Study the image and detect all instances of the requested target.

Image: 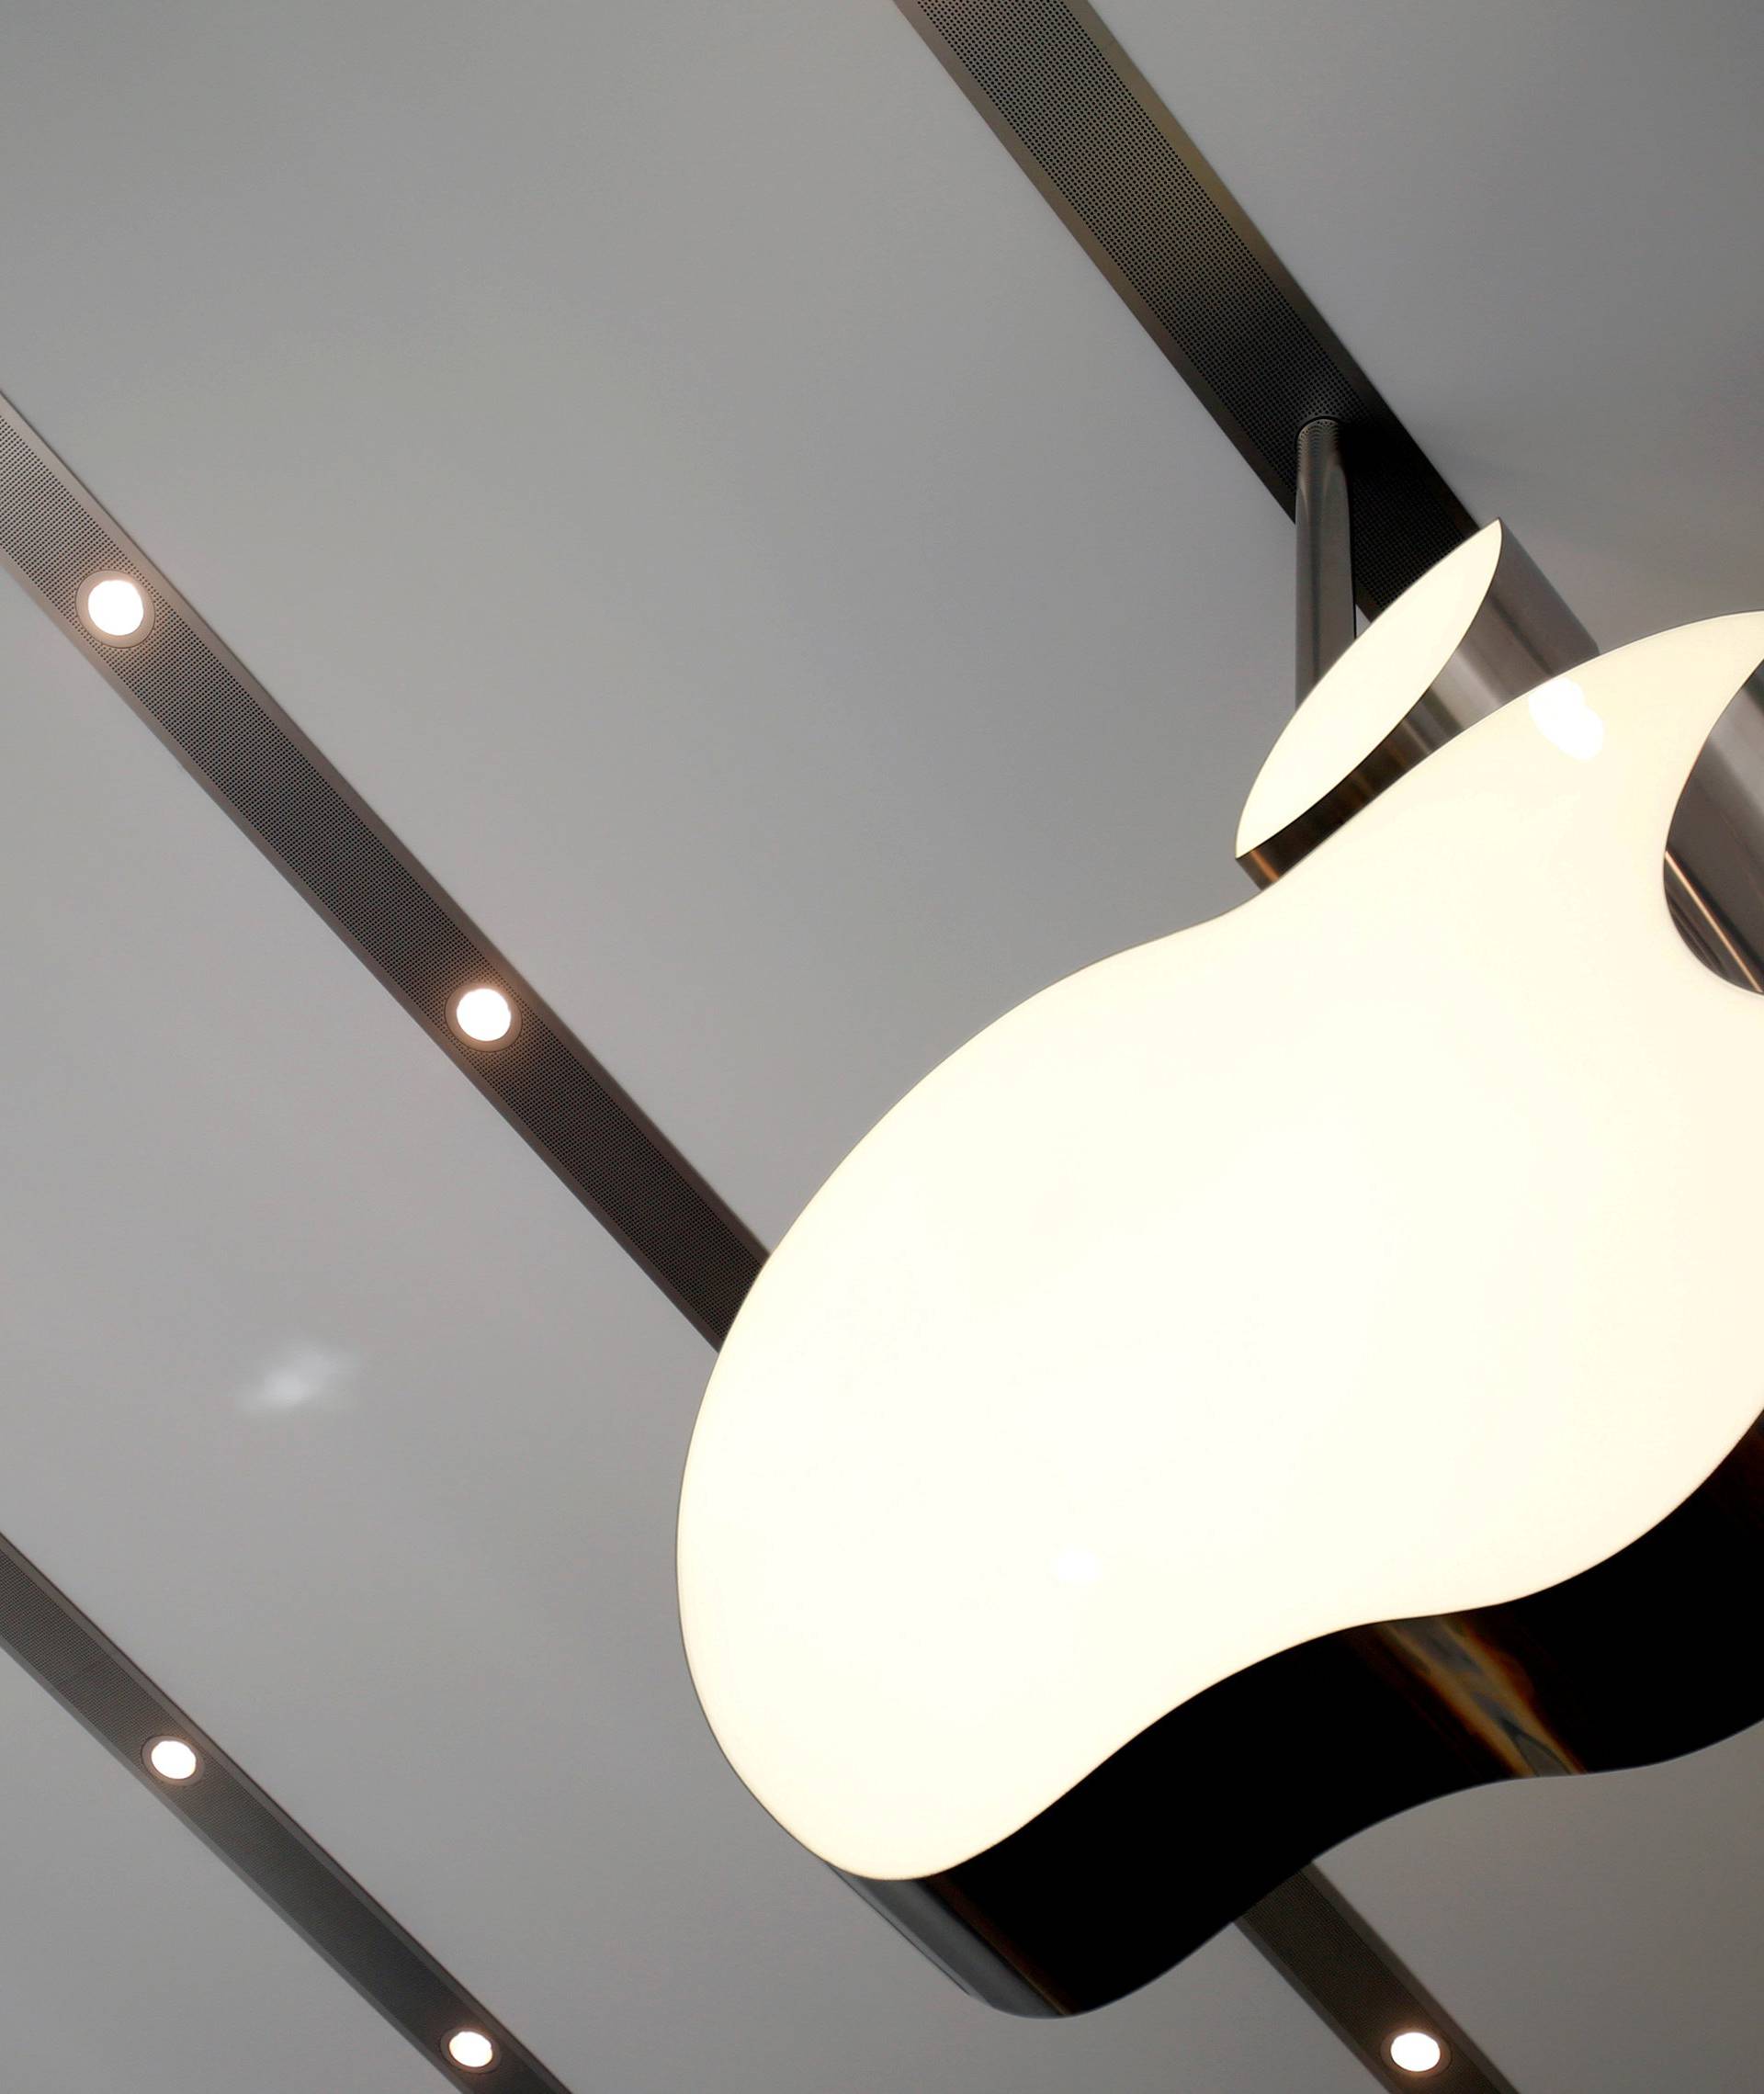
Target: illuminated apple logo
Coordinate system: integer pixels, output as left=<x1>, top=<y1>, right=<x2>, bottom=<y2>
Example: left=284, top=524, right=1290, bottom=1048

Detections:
left=678, top=527, right=1764, bottom=2010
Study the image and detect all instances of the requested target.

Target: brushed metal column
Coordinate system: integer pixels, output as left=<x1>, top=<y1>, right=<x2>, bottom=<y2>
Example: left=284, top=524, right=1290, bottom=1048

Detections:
left=1296, top=420, right=1354, bottom=703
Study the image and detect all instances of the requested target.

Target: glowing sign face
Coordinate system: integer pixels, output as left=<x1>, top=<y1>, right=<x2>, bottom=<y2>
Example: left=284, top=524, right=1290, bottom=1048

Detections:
left=678, top=539, right=1764, bottom=1914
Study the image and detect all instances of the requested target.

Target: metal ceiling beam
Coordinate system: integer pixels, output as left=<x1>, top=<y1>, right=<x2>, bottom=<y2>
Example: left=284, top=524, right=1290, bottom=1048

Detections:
left=888, top=0, right=1764, bottom=1002
left=0, top=388, right=769, bottom=2089
left=0, top=392, right=764, bottom=1353
left=0, top=363, right=1488, bottom=2080
left=0, top=1528, right=575, bottom=2093
left=0, top=368, right=1479, bottom=2084
left=891, top=0, right=1494, bottom=612
left=1242, top=1872, right=1520, bottom=2093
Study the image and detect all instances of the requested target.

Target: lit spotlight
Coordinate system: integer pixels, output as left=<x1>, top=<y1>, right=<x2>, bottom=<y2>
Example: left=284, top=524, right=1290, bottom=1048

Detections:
left=447, top=2030, right=496, bottom=2071
left=451, top=986, right=515, bottom=1047
left=1388, top=2030, right=1444, bottom=2075
left=79, top=572, right=150, bottom=642
left=145, top=1737, right=200, bottom=1783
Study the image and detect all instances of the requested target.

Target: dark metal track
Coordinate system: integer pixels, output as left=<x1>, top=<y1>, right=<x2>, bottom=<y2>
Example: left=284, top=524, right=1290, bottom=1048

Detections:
left=894, top=0, right=1472, bottom=611
left=1244, top=1871, right=1521, bottom=2092
left=887, top=0, right=1764, bottom=1006
left=0, top=1529, right=573, bottom=2093
left=0, top=393, right=764, bottom=1350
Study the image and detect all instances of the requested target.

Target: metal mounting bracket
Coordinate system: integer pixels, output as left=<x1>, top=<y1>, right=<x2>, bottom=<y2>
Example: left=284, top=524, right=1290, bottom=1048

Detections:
left=1296, top=418, right=1353, bottom=704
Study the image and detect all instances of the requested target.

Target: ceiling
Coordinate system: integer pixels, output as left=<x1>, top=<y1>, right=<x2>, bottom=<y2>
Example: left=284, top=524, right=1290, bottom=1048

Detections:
left=1, top=0, right=1761, bottom=2089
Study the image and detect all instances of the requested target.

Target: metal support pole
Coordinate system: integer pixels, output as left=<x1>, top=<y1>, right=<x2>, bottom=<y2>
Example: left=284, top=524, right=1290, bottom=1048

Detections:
left=1295, top=419, right=1354, bottom=703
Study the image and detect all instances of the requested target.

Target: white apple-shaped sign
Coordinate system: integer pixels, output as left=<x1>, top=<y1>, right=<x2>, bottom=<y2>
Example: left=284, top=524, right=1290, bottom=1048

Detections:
left=678, top=534, right=1764, bottom=1892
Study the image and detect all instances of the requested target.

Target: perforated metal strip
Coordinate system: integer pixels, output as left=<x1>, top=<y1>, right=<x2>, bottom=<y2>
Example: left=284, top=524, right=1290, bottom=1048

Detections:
left=1243, top=1870, right=1521, bottom=2092
left=895, top=0, right=1475, bottom=612
left=0, top=1530, right=574, bottom=2093
left=0, top=394, right=764, bottom=1348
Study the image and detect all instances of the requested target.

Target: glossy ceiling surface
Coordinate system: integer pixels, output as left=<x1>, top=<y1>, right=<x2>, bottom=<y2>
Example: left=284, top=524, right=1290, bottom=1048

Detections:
left=0, top=1, right=1760, bottom=2089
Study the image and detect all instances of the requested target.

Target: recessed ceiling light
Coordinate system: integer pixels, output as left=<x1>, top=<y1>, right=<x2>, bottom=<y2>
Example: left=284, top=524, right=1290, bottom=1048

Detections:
left=78, top=572, right=151, bottom=643
left=1388, top=2030, right=1445, bottom=2075
left=446, top=2029, right=496, bottom=2072
left=450, top=986, right=516, bottom=1047
left=145, top=1737, right=200, bottom=1783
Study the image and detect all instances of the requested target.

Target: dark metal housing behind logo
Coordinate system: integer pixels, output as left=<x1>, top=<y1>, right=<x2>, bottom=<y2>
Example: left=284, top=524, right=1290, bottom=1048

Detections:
left=846, top=1418, right=1764, bottom=2053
